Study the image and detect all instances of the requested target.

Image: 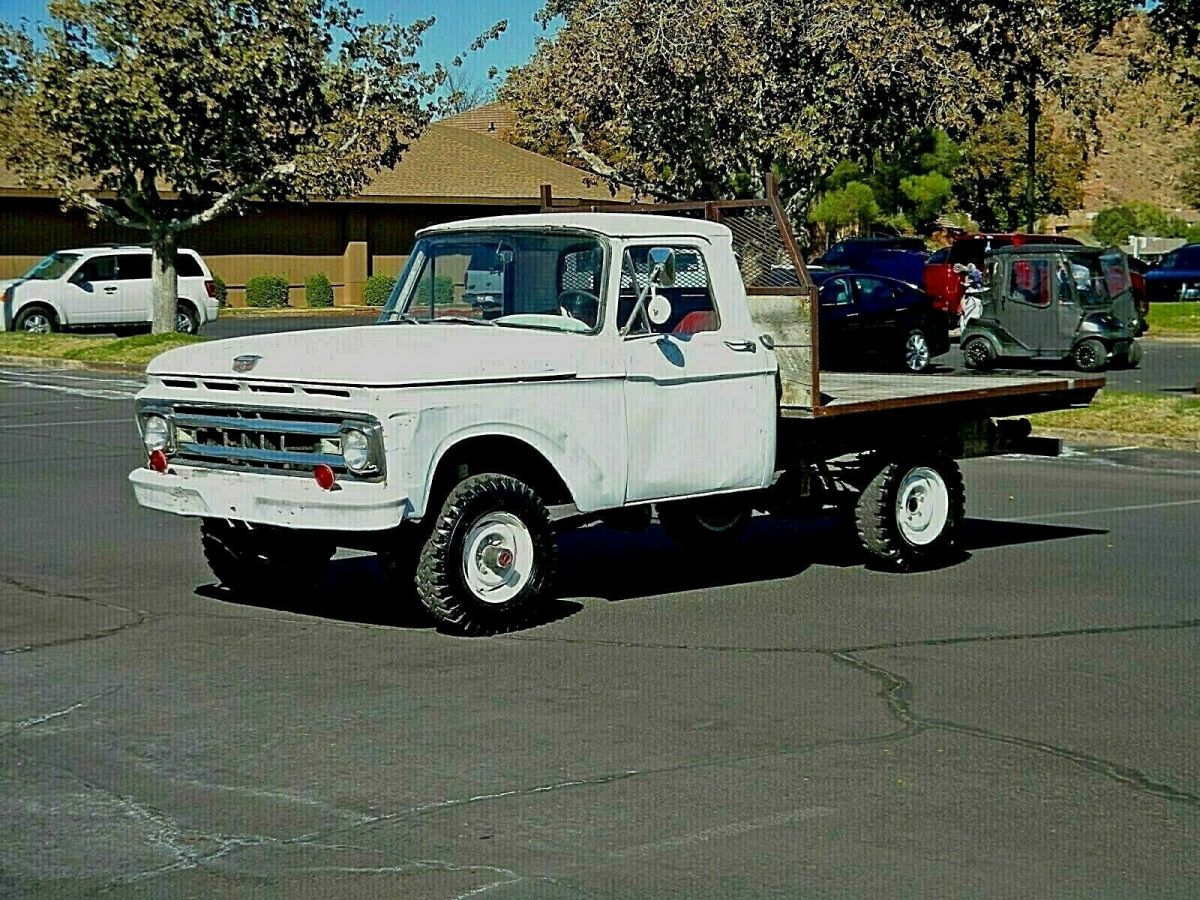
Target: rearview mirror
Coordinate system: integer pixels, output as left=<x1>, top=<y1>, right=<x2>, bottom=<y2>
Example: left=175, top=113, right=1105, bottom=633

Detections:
left=647, top=293, right=672, bottom=326
left=648, top=247, right=676, bottom=288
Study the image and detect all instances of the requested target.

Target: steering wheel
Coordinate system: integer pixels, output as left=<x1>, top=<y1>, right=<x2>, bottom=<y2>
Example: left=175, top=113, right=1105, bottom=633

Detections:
left=557, top=289, right=600, bottom=324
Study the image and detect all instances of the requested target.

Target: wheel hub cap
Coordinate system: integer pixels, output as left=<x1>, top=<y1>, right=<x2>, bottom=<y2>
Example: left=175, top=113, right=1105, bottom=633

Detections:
left=23, top=314, right=50, bottom=333
left=462, top=512, right=533, bottom=604
left=906, top=334, right=930, bottom=370
left=896, top=467, right=949, bottom=547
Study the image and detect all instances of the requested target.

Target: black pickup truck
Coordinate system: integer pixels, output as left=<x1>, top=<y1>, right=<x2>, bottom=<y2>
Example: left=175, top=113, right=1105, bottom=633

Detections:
left=812, top=272, right=951, bottom=374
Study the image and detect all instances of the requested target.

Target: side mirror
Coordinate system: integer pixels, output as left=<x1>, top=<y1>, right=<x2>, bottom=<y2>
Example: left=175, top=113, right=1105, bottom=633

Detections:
left=647, top=293, right=672, bottom=326
left=648, top=247, right=676, bottom=288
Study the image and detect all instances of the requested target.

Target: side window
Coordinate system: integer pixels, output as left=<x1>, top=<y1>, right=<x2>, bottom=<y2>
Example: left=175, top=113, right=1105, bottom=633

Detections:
left=619, top=245, right=718, bottom=336
left=852, top=277, right=896, bottom=308
left=118, top=254, right=152, bottom=281
left=74, top=255, right=118, bottom=283
left=174, top=253, right=204, bottom=277
left=557, top=245, right=604, bottom=327
left=820, top=277, right=853, bottom=307
left=1180, top=248, right=1200, bottom=269
left=1010, top=259, right=1052, bottom=308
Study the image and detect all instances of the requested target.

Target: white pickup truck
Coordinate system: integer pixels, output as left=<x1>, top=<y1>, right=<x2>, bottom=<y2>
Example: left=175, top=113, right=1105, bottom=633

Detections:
left=130, top=202, right=1102, bottom=633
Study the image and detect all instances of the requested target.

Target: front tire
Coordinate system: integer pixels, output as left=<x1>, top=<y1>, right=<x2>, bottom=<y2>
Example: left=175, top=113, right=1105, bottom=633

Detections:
left=962, top=336, right=995, bottom=371
left=1072, top=338, right=1107, bottom=372
left=656, top=496, right=752, bottom=549
left=415, top=474, right=556, bottom=635
left=902, top=327, right=933, bottom=373
left=14, top=305, right=57, bottom=334
left=854, top=457, right=964, bottom=571
left=200, top=519, right=335, bottom=596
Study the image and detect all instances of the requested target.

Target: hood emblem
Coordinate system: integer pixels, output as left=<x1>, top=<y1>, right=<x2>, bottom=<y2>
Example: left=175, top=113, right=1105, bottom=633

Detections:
left=232, top=354, right=262, bottom=373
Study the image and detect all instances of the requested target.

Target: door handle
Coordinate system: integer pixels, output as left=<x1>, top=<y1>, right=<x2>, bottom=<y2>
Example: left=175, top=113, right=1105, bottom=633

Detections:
left=104, top=286, right=118, bottom=294
left=724, top=339, right=757, bottom=353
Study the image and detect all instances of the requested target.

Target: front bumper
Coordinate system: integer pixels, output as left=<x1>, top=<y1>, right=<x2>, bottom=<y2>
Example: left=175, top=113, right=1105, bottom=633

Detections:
left=129, top=464, right=409, bottom=531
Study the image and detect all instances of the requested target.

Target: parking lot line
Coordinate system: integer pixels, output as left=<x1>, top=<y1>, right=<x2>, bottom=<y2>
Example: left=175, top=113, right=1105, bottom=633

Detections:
left=0, top=417, right=130, bottom=430
left=999, top=497, right=1200, bottom=522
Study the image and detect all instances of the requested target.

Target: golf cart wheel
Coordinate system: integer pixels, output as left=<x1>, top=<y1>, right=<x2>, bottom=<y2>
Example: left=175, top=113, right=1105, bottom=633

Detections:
left=855, top=457, right=964, bottom=571
left=14, top=305, right=57, bottom=334
left=962, top=337, right=995, bottom=371
left=415, top=473, right=556, bottom=635
left=200, top=519, right=335, bottom=596
left=657, top=495, right=752, bottom=549
left=1072, top=338, right=1108, bottom=373
left=1113, top=342, right=1143, bottom=370
left=901, top=328, right=934, bottom=373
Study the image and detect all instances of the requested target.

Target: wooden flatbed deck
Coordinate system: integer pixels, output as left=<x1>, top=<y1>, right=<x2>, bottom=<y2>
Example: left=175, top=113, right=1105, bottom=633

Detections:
left=781, top=373, right=1106, bottom=419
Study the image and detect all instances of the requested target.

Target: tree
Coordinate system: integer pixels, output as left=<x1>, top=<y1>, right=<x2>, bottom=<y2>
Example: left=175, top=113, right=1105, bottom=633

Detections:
left=0, top=0, right=503, bottom=333
left=956, top=109, right=1085, bottom=231
left=442, top=68, right=501, bottom=117
left=809, top=182, right=881, bottom=236
left=1091, top=205, right=1140, bottom=245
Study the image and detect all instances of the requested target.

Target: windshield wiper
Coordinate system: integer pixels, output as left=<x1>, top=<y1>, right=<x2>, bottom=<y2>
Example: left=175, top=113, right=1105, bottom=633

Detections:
left=433, top=316, right=498, bottom=327
left=380, top=314, right=423, bottom=325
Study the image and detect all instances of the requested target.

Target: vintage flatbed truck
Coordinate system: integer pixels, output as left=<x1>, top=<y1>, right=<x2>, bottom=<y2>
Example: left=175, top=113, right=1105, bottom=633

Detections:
left=129, top=183, right=1101, bottom=633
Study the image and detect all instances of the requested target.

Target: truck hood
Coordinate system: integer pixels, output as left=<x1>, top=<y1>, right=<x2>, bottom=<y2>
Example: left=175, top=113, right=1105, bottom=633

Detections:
left=147, top=323, right=588, bottom=386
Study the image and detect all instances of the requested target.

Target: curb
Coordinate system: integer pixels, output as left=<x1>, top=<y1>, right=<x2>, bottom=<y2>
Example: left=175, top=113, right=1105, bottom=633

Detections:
left=0, top=354, right=145, bottom=375
left=1033, top=427, right=1200, bottom=453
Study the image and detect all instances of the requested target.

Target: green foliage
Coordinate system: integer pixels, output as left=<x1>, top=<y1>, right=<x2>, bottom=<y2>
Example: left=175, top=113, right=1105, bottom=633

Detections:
left=900, top=172, right=954, bottom=231
left=0, top=0, right=504, bottom=331
left=809, top=182, right=880, bottom=231
left=363, top=274, right=396, bottom=307
left=304, top=273, right=334, bottom=309
left=246, top=275, right=290, bottom=309
left=955, top=109, right=1086, bottom=231
left=1181, top=134, right=1200, bottom=209
left=212, top=274, right=227, bottom=308
left=1091, top=201, right=1195, bottom=244
left=434, top=275, right=455, bottom=306
left=1092, top=205, right=1139, bottom=245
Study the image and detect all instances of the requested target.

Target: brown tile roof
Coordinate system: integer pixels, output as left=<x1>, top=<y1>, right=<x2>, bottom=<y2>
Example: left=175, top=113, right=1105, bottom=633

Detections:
left=0, top=122, right=625, bottom=205
left=438, top=102, right=516, bottom=140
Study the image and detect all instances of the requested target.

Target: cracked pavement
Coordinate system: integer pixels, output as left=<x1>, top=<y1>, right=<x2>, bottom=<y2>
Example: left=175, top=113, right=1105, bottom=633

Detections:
left=1, top=367, right=1199, bottom=897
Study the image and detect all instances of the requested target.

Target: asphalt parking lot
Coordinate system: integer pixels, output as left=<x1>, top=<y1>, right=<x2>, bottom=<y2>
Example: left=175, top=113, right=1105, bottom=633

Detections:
left=1, top=365, right=1198, bottom=898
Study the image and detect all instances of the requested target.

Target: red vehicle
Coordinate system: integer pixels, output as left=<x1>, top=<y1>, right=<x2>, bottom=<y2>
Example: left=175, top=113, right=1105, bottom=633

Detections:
left=925, top=233, right=1082, bottom=319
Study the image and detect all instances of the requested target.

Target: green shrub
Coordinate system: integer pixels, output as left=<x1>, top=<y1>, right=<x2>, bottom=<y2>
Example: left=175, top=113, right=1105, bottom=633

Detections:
left=246, top=275, right=290, bottom=308
left=305, top=273, right=334, bottom=308
left=213, top=274, right=228, bottom=307
left=433, top=275, right=455, bottom=306
left=363, top=274, right=396, bottom=306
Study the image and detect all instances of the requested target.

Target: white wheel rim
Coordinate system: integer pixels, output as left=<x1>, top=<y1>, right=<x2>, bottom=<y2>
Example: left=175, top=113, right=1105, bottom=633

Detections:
left=461, top=511, right=534, bottom=605
left=906, top=333, right=930, bottom=371
left=23, top=313, right=50, bottom=333
left=176, top=312, right=194, bottom=333
left=895, top=467, right=949, bottom=547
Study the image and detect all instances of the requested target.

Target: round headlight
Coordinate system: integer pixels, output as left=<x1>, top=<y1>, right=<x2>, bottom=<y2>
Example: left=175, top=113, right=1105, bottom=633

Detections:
left=342, top=428, right=372, bottom=473
left=143, top=415, right=171, bottom=453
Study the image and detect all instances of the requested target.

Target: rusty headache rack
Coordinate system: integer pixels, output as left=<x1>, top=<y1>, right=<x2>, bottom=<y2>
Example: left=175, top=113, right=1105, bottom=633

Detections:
left=539, top=174, right=824, bottom=411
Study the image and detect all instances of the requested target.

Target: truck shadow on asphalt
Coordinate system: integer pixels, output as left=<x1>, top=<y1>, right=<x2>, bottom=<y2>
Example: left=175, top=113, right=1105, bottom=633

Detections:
left=194, top=517, right=1103, bottom=630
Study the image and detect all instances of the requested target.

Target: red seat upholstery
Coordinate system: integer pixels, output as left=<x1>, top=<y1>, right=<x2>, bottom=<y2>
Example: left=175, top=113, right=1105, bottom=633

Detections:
left=673, top=311, right=718, bottom=335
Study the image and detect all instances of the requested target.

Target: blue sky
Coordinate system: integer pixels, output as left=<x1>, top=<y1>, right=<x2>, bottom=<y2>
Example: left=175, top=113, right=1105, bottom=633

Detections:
left=0, top=0, right=557, bottom=85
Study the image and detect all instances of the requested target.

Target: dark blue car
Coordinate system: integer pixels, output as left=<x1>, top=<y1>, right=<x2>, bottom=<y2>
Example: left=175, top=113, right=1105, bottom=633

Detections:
left=813, top=271, right=951, bottom=373
left=811, top=237, right=928, bottom=286
left=1143, top=243, right=1200, bottom=303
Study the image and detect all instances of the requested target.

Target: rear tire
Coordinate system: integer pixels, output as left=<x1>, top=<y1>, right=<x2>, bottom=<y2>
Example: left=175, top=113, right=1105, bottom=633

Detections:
left=1072, top=338, right=1107, bottom=373
left=962, top=336, right=995, bottom=371
left=14, top=305, right=57, bottom=334
left=415, top=474, right=556, bottom=635
left=175, top=302, right=200, bottom=334
left=200, top=519, right=334, bottom=596
left=855, top=457, right=964, bottom=571
left=657, top=496, right=752, bottom=549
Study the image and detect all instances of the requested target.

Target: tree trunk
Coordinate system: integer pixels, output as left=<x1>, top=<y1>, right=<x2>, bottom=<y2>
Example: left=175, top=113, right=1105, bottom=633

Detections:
left=150, top=232, right=179, bottom=335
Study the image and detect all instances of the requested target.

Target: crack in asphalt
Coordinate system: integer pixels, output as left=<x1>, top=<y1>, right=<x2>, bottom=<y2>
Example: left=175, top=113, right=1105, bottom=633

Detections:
left=0, top=577, right=150, bottom=655
left=0, top=686, right=122, bottom=742
left=830, top=651, right=1200, bottom=809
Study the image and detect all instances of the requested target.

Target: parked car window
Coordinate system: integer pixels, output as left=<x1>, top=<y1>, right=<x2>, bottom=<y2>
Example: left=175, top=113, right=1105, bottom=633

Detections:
left=620, top=245, right=718, bottom=335
left=1177, top=247, right=1200, bottom=268
left=853, top=276, right=899, bottom=308
left=21, top=252, right=81, bottom=281
left=175, top=253, right=204, bottom=277
left=948, top=241, right=989, bottom=267
left=73, top=255, right=118, bottom=283
left=820, top=277, right=853, bottom=307
left=118, top=254, right=152, bottom=280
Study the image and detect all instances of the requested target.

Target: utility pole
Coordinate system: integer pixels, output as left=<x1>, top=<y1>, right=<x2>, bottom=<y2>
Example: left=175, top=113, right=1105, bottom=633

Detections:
left=1026, top=77, right=1038, bottom=233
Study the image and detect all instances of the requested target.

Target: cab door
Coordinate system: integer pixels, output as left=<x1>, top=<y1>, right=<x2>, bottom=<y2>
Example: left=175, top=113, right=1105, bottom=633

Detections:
left=63, top=255, right=121, bottom=325
left=620, top=243, right=776, bottom=504
left=999, top=256, right=1058, bottom=354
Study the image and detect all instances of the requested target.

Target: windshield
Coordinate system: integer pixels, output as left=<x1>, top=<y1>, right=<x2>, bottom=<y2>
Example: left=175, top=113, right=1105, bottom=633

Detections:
left=1058, top=251, right=1131, bottom=307
left=20, top=252, right=81, bottom=281
left=379, top=230, right=606, bottom=334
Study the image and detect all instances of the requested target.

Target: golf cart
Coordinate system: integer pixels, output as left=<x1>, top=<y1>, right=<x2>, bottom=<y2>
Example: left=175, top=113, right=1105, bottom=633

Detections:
left=961, top=245, right=1143, bottom=373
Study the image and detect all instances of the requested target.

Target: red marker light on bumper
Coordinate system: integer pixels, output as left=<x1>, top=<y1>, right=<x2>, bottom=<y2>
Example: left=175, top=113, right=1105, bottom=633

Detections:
left=313, top=464, right=336, bottom=490
left=148, top=449, right=169, bottom=473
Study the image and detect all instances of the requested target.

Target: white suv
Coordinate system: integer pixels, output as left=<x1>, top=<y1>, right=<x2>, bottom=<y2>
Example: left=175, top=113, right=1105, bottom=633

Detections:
left=0, top=245, right=220, bottom=335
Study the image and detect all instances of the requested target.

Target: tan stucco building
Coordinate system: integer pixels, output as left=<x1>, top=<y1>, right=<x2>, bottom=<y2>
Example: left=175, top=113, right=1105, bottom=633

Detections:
left=0, top=109, right=620, bottom=306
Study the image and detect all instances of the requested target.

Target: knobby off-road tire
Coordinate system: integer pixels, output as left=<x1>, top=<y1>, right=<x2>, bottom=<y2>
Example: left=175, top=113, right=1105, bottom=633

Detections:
left=656, top=496, right=752, bottom=549
left=1072, top=337, right=1108, bottom=373
left=961, top=337, right=996, bottom=371
left=415, top=473, right=557, bottom=635
left=854, top=457, right=964, bottom=571
left=200, top=519, right=335, bottom=596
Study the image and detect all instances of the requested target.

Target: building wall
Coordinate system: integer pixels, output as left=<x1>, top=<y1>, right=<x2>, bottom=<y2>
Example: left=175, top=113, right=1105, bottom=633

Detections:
left=0, top=197, right=536, bottom=307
